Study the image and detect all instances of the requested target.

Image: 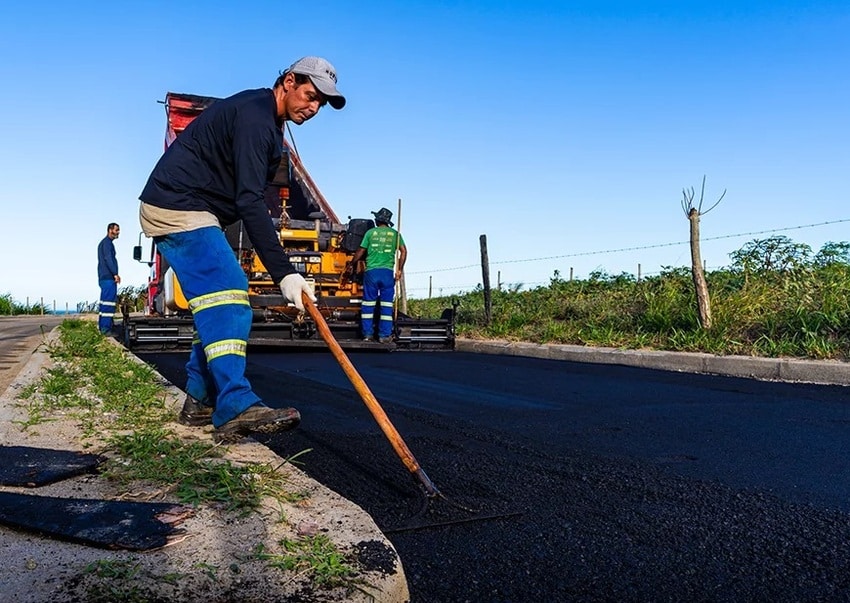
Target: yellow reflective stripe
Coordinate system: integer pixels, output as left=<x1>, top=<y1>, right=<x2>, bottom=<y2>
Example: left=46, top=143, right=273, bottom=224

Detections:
left=361, top=300, right=376, bottom=308
left=379, top=301, right=394, bottom=307
left=189, top=289, right=250, bottom=313
left=192, top=331, right=201, bottom=346
left=380, top=315, right=394, bottom=321
left=204, top=339, right=247, bottom=362
left=99, top=300, right=116, bottom=307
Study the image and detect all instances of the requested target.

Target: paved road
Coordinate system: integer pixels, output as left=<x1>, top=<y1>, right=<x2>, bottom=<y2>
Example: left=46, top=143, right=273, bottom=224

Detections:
left=0, top=316, right=65, bottom=394
left=142, top=348, right=850, bottom=602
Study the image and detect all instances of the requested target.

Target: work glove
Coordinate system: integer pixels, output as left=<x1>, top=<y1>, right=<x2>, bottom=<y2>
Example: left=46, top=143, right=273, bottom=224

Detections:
left=279, top=273, right=316, bottom=311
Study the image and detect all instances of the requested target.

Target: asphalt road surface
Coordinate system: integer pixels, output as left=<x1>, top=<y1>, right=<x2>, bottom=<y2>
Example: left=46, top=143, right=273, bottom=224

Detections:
left=0, top=316, right=65, bottom=394
left=141, top=348, right=850, bottom=603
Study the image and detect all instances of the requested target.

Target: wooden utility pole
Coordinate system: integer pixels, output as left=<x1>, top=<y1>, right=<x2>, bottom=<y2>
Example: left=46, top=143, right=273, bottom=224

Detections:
left=681, top=176, right=726, bottom=330
left=396, top=198, right=408, bottom=314
left=480, top=234, right=492, bottom=325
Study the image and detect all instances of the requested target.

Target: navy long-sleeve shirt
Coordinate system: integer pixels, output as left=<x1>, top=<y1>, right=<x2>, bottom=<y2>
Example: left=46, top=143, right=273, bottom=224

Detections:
left=139, top=88, right=295, bottom=283
left=97, top=236, right=118, bottom=281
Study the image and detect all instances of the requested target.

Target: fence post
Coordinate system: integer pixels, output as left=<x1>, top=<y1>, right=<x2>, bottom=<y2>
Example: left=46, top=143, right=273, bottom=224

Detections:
left=428, top=276, right=432, bottom=299
left=40, top=297, right=44, bottom=316
left=480, top=234, right=491, bottom=326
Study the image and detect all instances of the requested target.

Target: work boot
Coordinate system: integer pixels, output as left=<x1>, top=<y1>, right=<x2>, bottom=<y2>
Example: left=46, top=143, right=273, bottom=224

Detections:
left=379, top=336, right=394, bottom=344
left=179, top=394, right=214, bottom=426
left=213, top=404, right=301, bottom=444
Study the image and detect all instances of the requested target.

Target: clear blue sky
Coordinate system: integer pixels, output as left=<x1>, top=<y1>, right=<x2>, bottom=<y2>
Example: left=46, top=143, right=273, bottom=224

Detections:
left=1, top=1, right=847, bottom=307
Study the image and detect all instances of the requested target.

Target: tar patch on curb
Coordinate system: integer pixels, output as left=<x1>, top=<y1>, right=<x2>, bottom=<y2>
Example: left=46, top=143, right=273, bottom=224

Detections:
left=353, top=539, right=399, bottom=575
left=0, top=445, right=105, bottom=487
left=0, top=491, right=192, bottom=550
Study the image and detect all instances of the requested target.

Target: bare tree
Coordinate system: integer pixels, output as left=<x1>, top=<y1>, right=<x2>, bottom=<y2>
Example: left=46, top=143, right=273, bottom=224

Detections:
left=680, top=176, right=726, bottom=329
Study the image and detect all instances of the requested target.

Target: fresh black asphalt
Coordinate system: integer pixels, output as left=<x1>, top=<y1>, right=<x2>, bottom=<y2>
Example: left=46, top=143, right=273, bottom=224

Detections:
left=141, top=348, right=850, bottom=602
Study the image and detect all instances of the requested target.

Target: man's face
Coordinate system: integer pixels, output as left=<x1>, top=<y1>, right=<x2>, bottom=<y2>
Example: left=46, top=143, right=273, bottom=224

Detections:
left=284, top=75, right=327, bottom=124
left=109, top=226, right=120, bottom=239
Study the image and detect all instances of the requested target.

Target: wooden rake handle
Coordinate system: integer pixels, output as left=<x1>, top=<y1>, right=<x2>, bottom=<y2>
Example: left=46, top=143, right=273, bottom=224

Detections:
left=302, top=294, right=440, bottom=497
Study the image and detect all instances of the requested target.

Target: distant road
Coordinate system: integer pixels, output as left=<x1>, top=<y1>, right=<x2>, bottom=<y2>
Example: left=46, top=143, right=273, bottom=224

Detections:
left=0, top=316, right=66, bottom=394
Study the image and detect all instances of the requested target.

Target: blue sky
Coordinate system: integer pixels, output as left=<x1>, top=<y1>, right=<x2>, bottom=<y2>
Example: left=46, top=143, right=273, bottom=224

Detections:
left=1, top=1, right=847, bottom=307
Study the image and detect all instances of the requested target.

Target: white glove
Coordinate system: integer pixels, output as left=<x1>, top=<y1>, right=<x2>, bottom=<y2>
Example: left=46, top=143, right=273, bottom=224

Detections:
left=279, top=273, right=316, bottom=311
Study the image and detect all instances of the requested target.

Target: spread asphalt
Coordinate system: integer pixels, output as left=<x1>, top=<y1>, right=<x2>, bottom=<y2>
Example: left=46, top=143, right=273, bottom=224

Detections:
left=3, top=316, right=850, bottom=602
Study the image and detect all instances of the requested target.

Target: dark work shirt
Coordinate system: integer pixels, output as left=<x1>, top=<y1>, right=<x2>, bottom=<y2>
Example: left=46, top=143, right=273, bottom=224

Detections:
left=139, top=88, right=295, bottom=282
left=97, top=236, right=118, bottom=281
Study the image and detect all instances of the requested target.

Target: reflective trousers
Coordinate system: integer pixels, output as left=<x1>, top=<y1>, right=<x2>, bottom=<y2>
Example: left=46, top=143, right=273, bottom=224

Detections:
left=360, top=268, right=395, bottom=339
left=154, top=227, right=260, bottom=427
left=98, top=279, right=117, bottom=333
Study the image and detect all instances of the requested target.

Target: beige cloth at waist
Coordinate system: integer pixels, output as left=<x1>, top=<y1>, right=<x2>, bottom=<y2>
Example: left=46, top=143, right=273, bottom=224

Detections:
left=139, top=202, right=220, bottom=237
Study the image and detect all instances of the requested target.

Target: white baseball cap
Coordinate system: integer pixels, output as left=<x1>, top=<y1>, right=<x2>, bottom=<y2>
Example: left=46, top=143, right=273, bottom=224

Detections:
left=286, top=56, right=346, bottom=109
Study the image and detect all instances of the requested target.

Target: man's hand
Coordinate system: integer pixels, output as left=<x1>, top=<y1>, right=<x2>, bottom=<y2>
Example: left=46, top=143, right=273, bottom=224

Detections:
left=114, top=275, right=121, bottom=284
left=279, top=273, right=316, bottom=311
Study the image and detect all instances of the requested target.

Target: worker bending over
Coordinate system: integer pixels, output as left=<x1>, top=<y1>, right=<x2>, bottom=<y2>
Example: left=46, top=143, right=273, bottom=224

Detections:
left=138, top=57, right=345, bottom=442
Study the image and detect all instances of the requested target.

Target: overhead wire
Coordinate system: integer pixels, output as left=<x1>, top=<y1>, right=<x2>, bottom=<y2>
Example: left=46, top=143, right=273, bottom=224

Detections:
left=406, top=218, right=850, bottom=275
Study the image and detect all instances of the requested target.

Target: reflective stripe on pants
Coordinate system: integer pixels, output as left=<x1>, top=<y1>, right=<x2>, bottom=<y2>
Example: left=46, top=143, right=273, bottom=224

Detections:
left=360, top=268, right=395, bottom=339
left=154, top=227, right=260, bottom=427
left=98, top=279, right=117, bottom=333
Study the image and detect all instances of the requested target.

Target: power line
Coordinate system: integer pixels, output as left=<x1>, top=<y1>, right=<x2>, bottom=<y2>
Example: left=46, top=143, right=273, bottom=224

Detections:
left=407, top=218, right=850, bottom=275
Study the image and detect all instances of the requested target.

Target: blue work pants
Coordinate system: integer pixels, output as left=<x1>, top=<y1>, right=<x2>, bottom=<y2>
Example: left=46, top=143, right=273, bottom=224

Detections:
left=98, top=279, right=117, bottom=333
left=361, top=268, right=395, bottom=339
left=154, top=227, right=260, bottom=427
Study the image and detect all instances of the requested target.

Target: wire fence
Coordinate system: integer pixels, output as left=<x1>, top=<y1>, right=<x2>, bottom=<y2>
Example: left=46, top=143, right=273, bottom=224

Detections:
left=403, top=217, right=850, bottom=297
left=5, top=218, right=848, bottom=308
left=0, top=296, right=94, bottom=316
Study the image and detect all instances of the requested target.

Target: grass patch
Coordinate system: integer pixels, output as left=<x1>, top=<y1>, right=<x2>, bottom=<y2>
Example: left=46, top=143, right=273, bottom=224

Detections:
left=409, top=261, right=850, bottom=360
left=16, top=319, right=307, bottom=514
left=104, top=427, right=306, bottom=512
left=17, top=319, right=172, bottom=438
left=80, top=558, right=188, bottom=603
left=254, top=535, right=358, bottom=588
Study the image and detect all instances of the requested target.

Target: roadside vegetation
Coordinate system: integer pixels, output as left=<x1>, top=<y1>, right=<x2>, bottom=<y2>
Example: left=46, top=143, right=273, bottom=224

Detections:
left=17, top=319, right=303, bottom=513
left=408, top=236, right=850, bottom=361
left=15, top=318, right=364, bottom=595
left=0, top=292, right=50, bottom=315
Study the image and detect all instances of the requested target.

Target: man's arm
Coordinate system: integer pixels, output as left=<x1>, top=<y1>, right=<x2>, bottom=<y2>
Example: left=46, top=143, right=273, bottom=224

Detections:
left=110, top=241, right=121, bottom=284
left=231, top=116, right=295, bottom=284
left=395, top=245, right=407, bottom=281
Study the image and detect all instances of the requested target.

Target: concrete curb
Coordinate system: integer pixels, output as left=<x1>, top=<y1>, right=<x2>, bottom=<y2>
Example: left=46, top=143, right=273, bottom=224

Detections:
left=456, top=338, right=850, bottom=386
left=0, top=328, right=410, bottom=603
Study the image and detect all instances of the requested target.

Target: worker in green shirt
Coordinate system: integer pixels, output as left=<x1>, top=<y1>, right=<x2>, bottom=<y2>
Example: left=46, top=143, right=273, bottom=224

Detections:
left=353, top=207, right=407, bottom=343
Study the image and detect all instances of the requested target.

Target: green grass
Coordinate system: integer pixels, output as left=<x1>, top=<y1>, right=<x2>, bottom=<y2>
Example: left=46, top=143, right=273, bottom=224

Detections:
left=254, top=535, right=358, bottom=588
left=0, top=292, right=50, bottom=315
left=15, top=318, right=371, bottom=598
left=16, top=319, right=307, bottom=513
left=409, top=262, right=850, bottom=361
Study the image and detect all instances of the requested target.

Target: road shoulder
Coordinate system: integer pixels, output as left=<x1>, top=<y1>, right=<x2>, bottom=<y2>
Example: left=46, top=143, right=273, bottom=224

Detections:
left=0, top=328, right=410, bottom=603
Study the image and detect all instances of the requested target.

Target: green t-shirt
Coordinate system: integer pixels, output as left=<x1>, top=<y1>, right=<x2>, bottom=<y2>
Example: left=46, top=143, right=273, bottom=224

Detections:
left=360, top=226, right=405, bottom=270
